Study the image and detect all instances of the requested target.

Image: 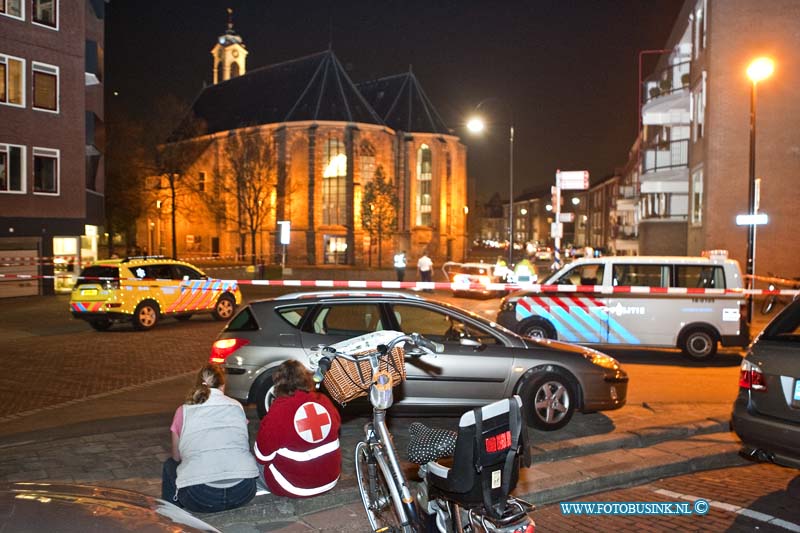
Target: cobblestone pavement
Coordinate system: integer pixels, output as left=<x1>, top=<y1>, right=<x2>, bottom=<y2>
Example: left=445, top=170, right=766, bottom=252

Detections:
left=534, top=462, right=800, bottom=532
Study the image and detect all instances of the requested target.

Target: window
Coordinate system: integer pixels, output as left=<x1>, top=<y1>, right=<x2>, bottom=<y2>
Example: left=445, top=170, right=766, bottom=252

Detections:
left=691, top=73, right=706, bottom=141
left=612, top=264, right=667, bottom=288
left=674, top=266, right=725, bottom=289
left=227, top=306, right=260, bottom=331
left=172, top=265, right=203, bottom=280
left=359, top=141, right=376, bottom=186
left=0, top=144, right=25, bottom=193
left=33, top=147, right=59, bottom=194
left=32, top=62, right=58, bottom=112
left=555, top=264, right=605, bottom=286
left=0, top=54, right=24, bottom=106
left=416, top=144, right=432, bottom=226
left=323, top=234, right=347, bottom=265
left=391, top=304, right=500, bottom=345
left=198, top=171, right=206, bottom=192
left=322, top=137, right=346, bottom=225
left=0, top=0, right=23, bottom=20
left=230, top=61, right=239, bottom=78
left=32, top=0, right=57, bottom=28
left=693, top=0, right=706, bottom=58
left=308, top=304, right=383, bottom=336
left=691, top=167, right=703, bottom=225
left=276, top=305, right=311, bottom=329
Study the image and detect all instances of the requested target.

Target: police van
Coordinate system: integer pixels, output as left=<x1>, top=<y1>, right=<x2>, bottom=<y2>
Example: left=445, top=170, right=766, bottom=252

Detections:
left=496, top=253, right=749, bottom=360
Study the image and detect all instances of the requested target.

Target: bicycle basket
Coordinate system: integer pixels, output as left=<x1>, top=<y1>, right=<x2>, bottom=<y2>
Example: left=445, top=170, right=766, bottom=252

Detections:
left=323, top=346, right=406, bottom=405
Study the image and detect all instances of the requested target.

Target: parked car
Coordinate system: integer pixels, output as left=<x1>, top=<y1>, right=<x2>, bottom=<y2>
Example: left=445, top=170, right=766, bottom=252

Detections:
left=211, top=291, right=628, bottom=431
left=0, top=482, right=220, bottom=532
left=496, top=254, right=748, bottom=360
left=441, top=261, right=509, bottom=298
left=534, top=247, right=553, bottom=262
left=70, top=256, right=241, bottom=331
left=731, top=296, right=800, bottom=468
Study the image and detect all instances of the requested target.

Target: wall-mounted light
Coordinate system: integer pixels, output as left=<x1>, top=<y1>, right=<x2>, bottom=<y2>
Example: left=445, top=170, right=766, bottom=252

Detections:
left=545, top=204, right=553, bottom=212
left=572, top=197, right=580, bottom=206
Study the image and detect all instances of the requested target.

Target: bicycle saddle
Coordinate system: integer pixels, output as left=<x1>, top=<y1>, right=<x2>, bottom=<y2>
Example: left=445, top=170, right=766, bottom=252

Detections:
left=407, top=422, right=457, bottom=465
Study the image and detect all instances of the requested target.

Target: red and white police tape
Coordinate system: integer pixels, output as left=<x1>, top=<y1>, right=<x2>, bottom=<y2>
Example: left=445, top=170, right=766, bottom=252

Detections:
left=1, top=273, right=798, bottom=296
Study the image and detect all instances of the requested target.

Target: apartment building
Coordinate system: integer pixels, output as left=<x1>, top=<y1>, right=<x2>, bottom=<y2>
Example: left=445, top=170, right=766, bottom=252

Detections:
left=622, top=0, right=799, bottom=278
left=0, top=0, right=105, bottom=296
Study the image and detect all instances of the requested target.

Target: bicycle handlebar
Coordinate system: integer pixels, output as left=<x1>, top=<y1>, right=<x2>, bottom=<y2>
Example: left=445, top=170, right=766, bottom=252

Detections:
left=312, top=332, right=443, bottom=383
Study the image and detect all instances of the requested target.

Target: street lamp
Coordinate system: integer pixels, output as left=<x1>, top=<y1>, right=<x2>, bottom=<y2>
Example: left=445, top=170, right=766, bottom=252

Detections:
left=744, top=56, right=774, bottom=321
left=467, top=113, right=515, bottom=264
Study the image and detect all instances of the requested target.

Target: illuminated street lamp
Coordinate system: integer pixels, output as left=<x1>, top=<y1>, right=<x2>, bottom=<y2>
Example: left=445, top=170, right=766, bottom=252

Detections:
left=743, top=56, right=774, bottom=321
left=467, top=112, right=515, bottom=264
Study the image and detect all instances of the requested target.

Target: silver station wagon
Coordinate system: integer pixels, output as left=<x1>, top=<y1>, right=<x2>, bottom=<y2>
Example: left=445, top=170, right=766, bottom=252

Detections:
left=211, top=291, right=628, bottom=430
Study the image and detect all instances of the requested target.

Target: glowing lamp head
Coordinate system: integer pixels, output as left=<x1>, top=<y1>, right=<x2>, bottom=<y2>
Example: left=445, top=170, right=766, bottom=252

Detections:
left=747, top=57, right=774, bottom=83
left=467, top=117, right=486, bottom=133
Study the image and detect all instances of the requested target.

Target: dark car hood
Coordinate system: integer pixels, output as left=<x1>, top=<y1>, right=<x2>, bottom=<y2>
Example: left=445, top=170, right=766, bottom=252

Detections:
left=0, top=483, right=220, bottom=532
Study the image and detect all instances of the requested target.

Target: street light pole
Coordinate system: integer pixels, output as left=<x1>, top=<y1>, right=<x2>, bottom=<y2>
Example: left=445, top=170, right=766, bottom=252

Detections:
left=744, top=57, right=774, bottom=322
left=508, top=123, right=515, bottom=265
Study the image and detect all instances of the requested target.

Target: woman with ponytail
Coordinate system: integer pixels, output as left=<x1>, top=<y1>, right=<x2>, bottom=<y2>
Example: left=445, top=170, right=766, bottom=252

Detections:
left=161, top=363, right=259, bottom=512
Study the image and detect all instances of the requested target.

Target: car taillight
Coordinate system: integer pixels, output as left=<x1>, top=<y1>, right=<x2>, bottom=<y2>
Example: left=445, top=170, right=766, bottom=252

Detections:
left=738, top=360, right=767, bottom=391
left=210, top=338, right=250, bottom=364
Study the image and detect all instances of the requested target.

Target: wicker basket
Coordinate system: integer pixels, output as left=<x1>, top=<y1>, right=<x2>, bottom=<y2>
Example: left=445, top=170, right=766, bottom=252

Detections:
left=323, top=346, right=406, bottom=405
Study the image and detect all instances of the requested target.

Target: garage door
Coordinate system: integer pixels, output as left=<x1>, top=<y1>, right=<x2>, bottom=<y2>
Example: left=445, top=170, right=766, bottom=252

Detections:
left=0, top=250, right=39, bottom=298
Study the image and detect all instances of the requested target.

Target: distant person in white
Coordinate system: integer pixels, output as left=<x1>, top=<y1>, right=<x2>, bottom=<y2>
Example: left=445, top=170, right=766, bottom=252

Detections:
left=417, top=251, right=433, bottom=292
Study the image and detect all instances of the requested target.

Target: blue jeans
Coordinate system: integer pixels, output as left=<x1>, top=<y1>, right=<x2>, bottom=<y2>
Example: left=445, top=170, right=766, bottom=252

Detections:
left=162, top=457, right=256, bottom=513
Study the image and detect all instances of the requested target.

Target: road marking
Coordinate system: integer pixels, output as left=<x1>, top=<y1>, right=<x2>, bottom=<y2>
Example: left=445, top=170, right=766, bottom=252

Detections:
left=0, top=371, right=195, bottom=424
left=653, top=488, right=800, bottom=532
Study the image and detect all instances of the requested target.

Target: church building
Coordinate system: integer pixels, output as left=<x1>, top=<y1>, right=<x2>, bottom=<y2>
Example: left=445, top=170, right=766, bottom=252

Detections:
left=137, top=15, right=468, bottom=268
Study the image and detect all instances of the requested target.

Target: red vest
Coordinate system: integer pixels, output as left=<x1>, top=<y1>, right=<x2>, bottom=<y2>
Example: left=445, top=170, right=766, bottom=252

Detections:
left=254, top=390, right=341, bottom=498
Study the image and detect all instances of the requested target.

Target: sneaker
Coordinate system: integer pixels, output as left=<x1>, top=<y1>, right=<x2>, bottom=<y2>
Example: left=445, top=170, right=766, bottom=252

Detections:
left=255, top=478, right=270, bottom=496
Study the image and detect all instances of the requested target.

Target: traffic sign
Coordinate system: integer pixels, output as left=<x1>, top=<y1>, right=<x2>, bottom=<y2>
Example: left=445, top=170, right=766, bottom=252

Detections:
left=557, top=170, right=589, bottom=190
left=550, top=222, right=563, bottom=238
left=736, top=214, right=768, bottom=225
left=558, top=213, right=575, bottom=223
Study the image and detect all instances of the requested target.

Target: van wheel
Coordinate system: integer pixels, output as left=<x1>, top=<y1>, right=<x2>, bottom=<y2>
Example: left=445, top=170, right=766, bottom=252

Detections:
left=255, top=374, right=277, bottom=419
left=132, top=301, right=159, bottom=331
left=522, top=371, right=576, bottom=430
left=518, top=318, right=556, bottom=340
left=213, top=294, right=236, bottom=321
left=681, top=328, right=718, bottom=360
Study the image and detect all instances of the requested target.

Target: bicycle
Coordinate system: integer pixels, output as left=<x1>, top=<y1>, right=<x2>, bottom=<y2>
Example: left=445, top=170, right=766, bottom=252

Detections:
left=760, top=274, right=800, bottom=315
left=312, top=330, right=535, bottom=533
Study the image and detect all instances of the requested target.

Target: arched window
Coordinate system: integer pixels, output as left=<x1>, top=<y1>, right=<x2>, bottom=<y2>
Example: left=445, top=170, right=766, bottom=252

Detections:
left=416, top=144, right=432, bottom=226
left=230, top=61, right=240, bottom=78
left=216, top=61, right=224, bottom=83
left=322, top=137, right=347, bottom=225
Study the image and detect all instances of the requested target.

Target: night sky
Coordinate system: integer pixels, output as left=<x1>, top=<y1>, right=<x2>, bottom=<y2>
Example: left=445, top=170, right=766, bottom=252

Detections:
left=106, top=0, right=684, bottom=201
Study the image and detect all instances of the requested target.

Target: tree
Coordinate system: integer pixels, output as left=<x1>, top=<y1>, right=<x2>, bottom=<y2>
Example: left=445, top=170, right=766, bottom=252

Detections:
left=361, top=166, right=398, bottom=267
left=203, top=129, right=277, bottom=265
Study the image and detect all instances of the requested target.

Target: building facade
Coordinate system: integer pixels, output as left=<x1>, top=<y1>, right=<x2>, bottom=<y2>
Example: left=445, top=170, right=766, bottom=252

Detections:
left=137, top=24, right=467, bottom=269
left=0, top=0, right=105, bottom=296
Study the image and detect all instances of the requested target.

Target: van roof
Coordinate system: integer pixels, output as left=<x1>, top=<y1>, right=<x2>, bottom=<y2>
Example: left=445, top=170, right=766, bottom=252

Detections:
left=565, top=255, right=738, bottom=266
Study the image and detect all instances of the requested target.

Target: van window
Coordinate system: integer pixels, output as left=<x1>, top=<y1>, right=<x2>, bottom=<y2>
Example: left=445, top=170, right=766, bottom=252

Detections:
left=554, top=264, right=605, bottom=285
left=612, top=264, right=668, bottom=288
left=674, top=265, right=726, bottom=289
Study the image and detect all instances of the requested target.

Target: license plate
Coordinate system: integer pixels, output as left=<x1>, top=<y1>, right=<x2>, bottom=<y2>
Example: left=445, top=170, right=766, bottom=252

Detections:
left=81, top=289, right=98, bottom=296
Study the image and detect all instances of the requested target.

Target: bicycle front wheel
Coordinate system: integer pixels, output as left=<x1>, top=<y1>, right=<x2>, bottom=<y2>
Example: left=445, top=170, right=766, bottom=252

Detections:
left=355, top=441, right=406, bottom=532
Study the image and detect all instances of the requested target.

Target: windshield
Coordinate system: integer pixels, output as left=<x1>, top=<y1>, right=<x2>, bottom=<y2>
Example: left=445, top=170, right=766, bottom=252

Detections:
left=75, top=266, right=119, bottom=287
left=761, top=299, right=800, bottom=342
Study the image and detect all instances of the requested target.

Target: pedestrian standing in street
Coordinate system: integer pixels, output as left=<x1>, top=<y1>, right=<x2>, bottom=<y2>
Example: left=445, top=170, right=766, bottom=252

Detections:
left=417, top=250, right=433, bottom=292
left=393, top=250, right=407, bottom=282
left=161, top=364, right=259, bottom=512
left=254, top=360, right=341, bottom=498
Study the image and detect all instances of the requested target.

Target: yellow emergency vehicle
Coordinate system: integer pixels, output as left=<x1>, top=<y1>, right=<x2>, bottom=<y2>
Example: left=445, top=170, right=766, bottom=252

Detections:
left=69, top=257, right=242, bottom=331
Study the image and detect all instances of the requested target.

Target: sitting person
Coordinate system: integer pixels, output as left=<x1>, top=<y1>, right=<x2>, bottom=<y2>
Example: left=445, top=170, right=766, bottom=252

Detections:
left=162, top=364, right=259, bottom=512
left=254, top=360, right=341, bottom=498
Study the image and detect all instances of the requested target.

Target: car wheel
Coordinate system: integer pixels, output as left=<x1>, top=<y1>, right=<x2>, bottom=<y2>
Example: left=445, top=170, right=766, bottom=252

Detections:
left=89, top=319, right=112, bottom=331
left=681, top=328, right=718, bottom=360
left=132, top=301, right=159, bottom=331
left=175, top=314, right=193, bottom=321
left=518, top=318, right=556, bottom=340
left=255, top=373, right=277, bottom=419
left=523, top=371, right=575, bottom=431
left=213, top=294, right=236, bottom=321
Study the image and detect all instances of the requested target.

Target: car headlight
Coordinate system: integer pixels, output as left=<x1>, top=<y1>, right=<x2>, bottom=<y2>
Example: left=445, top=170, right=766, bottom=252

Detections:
left=584, top=351, right=620, bottom=370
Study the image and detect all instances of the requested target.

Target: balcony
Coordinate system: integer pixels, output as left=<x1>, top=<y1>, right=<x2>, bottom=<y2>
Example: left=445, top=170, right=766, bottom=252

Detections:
left=642, top=61, right=690, bottom=126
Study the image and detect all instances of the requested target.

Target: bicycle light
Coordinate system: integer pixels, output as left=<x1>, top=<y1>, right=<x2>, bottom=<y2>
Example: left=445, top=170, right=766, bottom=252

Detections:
left=370, top=371, right=394, bottom=410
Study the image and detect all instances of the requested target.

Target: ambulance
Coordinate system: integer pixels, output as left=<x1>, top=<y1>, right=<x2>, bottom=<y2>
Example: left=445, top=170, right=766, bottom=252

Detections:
left=496, top=253, right=749, bottom=360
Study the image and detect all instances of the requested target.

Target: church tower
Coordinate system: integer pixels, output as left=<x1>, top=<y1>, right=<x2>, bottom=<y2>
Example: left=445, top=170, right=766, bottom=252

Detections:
left=211, top=8, right=247, bottom=84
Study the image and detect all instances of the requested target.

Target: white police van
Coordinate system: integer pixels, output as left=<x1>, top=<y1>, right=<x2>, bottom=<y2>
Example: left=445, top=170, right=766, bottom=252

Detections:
left=496, top=253, right=749, bottom=360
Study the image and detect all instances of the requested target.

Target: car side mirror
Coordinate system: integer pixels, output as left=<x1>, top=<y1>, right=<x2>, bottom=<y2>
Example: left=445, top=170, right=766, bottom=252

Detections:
left=459, top=338, right=482, bottom=347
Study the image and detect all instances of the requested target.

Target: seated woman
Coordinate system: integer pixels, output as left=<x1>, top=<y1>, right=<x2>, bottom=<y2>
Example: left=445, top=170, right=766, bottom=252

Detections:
left=162, top=364, right=259, bottom=512
left=254, top=360, right=341, bottom=498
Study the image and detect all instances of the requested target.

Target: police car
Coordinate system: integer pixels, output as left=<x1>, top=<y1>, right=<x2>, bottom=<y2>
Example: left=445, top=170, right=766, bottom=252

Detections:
left=496, top=253, right=749, bottom=360
left=69, top=257, right=241, bottom=331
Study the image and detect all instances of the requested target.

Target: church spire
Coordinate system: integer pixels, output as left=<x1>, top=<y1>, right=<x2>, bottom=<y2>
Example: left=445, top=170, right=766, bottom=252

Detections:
left=211, top=7, right=248, bottom=85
